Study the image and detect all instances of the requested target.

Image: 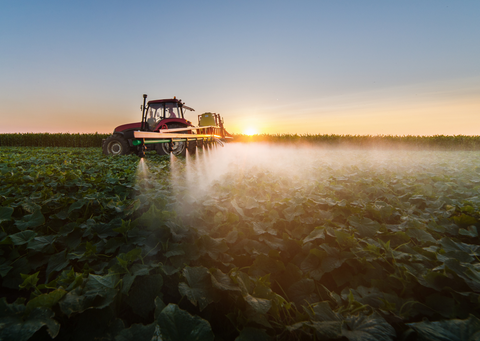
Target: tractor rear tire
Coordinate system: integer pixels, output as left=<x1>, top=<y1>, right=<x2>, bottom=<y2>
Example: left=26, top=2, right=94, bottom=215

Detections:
left=155, top=123, right=190, bottom=157
left=103, top=135, right=130, bottom=156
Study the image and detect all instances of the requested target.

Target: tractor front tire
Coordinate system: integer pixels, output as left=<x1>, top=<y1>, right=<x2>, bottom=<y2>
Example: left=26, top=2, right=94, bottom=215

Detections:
left=103, top=135, right=130, bottom=156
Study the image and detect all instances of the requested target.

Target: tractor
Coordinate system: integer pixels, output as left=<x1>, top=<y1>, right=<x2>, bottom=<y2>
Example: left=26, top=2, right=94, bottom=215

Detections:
left=102, top=94, right=231, bottom=157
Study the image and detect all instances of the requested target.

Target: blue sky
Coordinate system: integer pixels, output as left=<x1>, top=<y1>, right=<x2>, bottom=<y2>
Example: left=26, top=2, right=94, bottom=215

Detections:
left=1, top=1, right=479, bottom=134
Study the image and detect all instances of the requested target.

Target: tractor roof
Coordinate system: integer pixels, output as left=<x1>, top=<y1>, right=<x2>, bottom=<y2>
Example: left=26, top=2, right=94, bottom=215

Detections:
left=147, top=98, right=194, bottom=111
left=147, top=98, right=181, bottom=104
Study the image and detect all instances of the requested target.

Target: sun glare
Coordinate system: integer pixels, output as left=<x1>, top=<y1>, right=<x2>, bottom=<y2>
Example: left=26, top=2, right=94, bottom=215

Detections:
left=244, top=128, right=257, bottom=136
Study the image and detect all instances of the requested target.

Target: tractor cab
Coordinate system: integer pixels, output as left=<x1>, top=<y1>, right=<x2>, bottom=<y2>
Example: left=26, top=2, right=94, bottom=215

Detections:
left=142, top=98, right=194, bottom=131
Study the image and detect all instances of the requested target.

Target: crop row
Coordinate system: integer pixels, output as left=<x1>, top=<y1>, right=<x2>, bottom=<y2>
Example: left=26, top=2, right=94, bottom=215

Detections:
left=233, top=134, right=480, bottom=150
left=2, top=133, right=480, bottom=150
left=0, top=133, right=110, bottom=147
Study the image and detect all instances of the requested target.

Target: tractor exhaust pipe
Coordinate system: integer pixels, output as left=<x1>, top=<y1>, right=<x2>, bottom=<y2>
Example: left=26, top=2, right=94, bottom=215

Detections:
left=141, top=94, right=147, bottom=131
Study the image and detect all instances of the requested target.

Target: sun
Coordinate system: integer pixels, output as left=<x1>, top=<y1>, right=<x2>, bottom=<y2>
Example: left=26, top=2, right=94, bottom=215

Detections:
left=244, top=128, right=257, bottom=136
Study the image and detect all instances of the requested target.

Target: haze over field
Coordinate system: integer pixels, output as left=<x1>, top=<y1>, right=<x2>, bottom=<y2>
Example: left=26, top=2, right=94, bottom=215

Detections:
left=1, top=1, right=479, bottom=135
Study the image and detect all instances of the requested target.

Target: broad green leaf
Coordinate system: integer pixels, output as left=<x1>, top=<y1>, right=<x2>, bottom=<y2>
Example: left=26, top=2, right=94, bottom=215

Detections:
left=15, top=209, right=45, bottom=230
left=115, top=322, right=157, bottom=341
left=406, top=228, right=436, bottom=243
left=303, top=227, right=325, bottom=243
left=154, top=296, right=166, bottom=320
left=121, top=263, right=150, bottom=294
left=249, top=254, right=285, bottom=277
left=178, top=266, right=215, bottom=311
left=67, top=199, right=87, bottom=214
left=0, top=298, right=60, bottom=340
left=235, top=327, right=271, bottom=341
left=288, top=278, right=318, bottom=308
left=125, top=274, right=163, bottom=319
left=425, top=293, right=456, bottom=318
left=9, top=230, right=37, bottom=245
left=210, top=268, right=241, bottom=292
left=308, top=321, right=343, bottom=339
left=0, top=206, right=14, bottom=224
left=0, top=261, right=13, bottom=277
left=157, top=304, right=214, bottom=341
left=342, top=312, right=396, bottom=341
left=407, top=314, right=480, bottom=341
left=27, top=235, right=56, bottom=252
left=453, top=214, right=477, bottom=228
left=85, top=273, right=119, bottom=295
left=25, top=288, right=67, bottom=314
left=348, top=216, right=381, bottom=238
left=46, top=250, right=69, bottom=278
left=245, top=294, right=272, bottom=315
left=305, top=301, right=340, bottom=322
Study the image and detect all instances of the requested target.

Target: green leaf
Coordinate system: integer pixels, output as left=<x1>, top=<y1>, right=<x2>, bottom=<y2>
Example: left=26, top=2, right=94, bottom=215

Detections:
left=305, top=301, right=340, bottom=322
left=154, top=296, right=166, bottom=320
left=15, top=209, right=45, bottom=230
left=121, top=263, right=150, bottom=294
left=0, top=298, right=60, bottom=340
left=125, top=274, right=163, bottom=319
left=308, top=321, right=343, bottom=339
left=59, top=274, right=119, bottom=315
left=348, top=216, right=381, bottom=238
left=459, top=225, right=478, bottom=237
left=196, top=235, right=229, bottom=261
left=249, top=254, right=285, bottom=277
left=85, top=273, right=119, bottom=295
left=19, top=272, right=40, bottom=290
left=425, top=293, right=456, bottom=318
left=453, top=214, right=478, bottom=228
left=0, top=261, right=13, bottom=277
left=407, top=314, right=480, bottom=341
left=157, top=303, right=214, bottom=341
left=68, top=199, right=87, bottom=214
left=115, top=322, right=157, bottom=341
left=342, top=312, right=396, bottom=341
left=245, top=295, right=272, bottom=315
left=46, top=250, right=69, bottom=278
left=27, top=235, right=56, bottom=252
left=25, top=288, right=67, bottom=314
left=9, top=230, right=37, bottom=245
left=303, top=227, right=325, bottom=243
left=288, top=278, right=318, bottom=308
left=406, top=228, right=436, bottom=243
left=235, top=327, right=271, bottom=341
left=0, top=206, right=14, bottom=224
left=178, top=266, right=216, bottom=311
left=210, top=268, right=241, bottom=292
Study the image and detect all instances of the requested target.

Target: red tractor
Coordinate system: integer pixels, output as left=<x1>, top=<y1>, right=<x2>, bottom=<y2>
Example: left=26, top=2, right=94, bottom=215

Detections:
left=102, top=94, right=231, bottom=157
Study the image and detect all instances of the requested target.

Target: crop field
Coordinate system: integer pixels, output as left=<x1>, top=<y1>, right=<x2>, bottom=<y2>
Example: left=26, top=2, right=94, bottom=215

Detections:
left=1, top=144, right=480, bottom=340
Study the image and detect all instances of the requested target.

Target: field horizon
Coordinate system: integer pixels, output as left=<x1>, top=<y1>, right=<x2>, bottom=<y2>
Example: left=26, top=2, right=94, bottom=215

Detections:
left=2, top=132, right=480, bottom=150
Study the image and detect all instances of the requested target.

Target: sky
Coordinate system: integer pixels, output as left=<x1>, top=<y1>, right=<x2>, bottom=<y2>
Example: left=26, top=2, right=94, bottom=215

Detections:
left=1, top=1, right=479, bottom=135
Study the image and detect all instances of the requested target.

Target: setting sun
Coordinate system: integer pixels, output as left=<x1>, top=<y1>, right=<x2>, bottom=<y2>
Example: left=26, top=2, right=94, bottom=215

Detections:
left=244, top=128, right=257, bottom=136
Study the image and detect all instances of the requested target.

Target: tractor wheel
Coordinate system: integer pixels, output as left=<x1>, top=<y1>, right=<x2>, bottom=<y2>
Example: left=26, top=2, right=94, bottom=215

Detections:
left=103, top=135, right=130, bottom=156
left=155, top=123, right=190, bottom=157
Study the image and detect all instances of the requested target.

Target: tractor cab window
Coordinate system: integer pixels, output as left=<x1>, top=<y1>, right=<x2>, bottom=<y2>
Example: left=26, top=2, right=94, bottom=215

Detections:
left=165, top=103, right=183, bottom=119
left=146, top=102, right=184, bottom=130
left=146, top=107, right=162, bottom=131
